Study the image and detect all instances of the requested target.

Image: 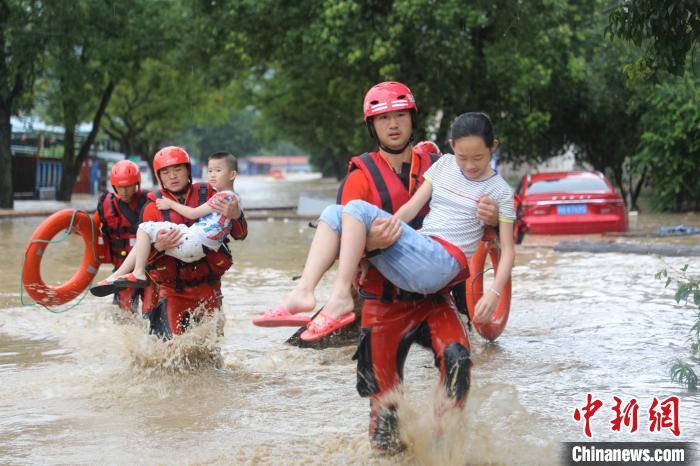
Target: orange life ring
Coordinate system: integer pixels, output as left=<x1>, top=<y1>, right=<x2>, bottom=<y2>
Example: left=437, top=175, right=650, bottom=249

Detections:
left=465, top=238, right=512, bottom=341
left=22, top=209, right=102, bottom=306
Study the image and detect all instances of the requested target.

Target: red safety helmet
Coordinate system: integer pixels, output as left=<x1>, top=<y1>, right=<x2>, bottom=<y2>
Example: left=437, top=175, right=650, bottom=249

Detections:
left=110, top=160, right=141, bottom=188
left=363, top=81, right=418, bottom=121
left=152, top=146, right=191, bottom=187
left=414, top=141, right=442, bottom=158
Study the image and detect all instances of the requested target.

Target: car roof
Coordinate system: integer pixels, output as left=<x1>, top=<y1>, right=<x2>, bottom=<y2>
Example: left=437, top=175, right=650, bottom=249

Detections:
left=526, top=170, right=602, bottom=182
left=521, top=170, right=615, bottom=195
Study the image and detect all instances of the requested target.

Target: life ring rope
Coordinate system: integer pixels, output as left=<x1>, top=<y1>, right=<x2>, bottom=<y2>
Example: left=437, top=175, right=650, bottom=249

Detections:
left=20, top=209, right=99, bottom=313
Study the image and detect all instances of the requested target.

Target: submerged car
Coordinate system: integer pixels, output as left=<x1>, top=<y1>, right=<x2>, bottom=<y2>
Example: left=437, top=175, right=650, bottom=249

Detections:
left=515, top=171, right=627, bottom=237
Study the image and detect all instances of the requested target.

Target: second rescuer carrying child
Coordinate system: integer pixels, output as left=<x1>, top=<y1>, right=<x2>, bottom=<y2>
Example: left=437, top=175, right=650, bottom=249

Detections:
left=91, top=152, right=242, bottom=295
left=254, top=112, right=516, bottom=341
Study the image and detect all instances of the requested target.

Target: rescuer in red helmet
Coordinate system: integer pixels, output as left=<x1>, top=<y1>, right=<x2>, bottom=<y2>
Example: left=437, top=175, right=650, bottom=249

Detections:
left=138, top=147, right=247, bottom=338
left=340, top=82, right=498, bottom=452
left=96, top=160, right=153, bottom=312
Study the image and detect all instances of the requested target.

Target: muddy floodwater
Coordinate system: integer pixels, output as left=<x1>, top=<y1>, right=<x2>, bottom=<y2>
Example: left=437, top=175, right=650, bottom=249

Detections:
left=1, top=179, right=699, bottom=464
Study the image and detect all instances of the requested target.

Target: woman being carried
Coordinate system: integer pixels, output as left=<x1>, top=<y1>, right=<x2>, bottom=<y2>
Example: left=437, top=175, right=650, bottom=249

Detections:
left=254, top=112, right=516, bottom=342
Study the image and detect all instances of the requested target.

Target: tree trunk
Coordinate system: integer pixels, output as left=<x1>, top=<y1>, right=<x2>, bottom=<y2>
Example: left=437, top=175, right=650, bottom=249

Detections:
left=136, top=139, right=159, bottom=185
left=613, top=167, right=629, bottom=209
left=122, top=136, right=134, bottom=158
left=103, top=113, right=135, bottom=156
left=57, top=121, right=77, bottom=201
left=57, top=81, right=115, bottom=201
left=331, top=153, right=343, bottom=180
left=434, top=111, right=451, bottom=148
left=0, top=103, right=13, bottom=208
left=630, top=165, right=647, bottom=212
left=1, top=3, right=16, bottom=210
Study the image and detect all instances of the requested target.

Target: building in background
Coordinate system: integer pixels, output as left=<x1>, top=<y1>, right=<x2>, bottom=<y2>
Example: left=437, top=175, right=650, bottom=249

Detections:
left=240, top=155, right=312, bottom=175
left=238, top=155, right=321, bottom=181
left=9, top=116, right=152, bottom=199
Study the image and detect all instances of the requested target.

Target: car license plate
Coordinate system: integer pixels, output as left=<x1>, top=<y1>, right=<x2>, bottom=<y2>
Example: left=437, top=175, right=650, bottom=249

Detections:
left=557, top=204, right=587, bottom=215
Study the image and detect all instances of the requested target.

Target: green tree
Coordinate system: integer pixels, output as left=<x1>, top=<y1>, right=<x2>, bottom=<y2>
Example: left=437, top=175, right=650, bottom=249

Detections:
left=204, top=0, right=601, bottom=178
left=103, top=58, right=230, bottom=182
left=184, top=109, right=266, bottom=161
left=608, top=0, right=700, bottom=76
left=0, top=0, right=46, bottom=209
left=551, top=13, right=650, bottom=210
left=634, top=74, right=700, bottom=211
left=657, top=265, right=700, bottom=390
left=41, top=0, right=164, bottom=200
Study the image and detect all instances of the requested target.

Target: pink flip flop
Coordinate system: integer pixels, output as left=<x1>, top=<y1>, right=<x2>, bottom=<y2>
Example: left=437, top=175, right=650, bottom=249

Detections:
left=252, top=306, right=312, bottom=327
left=300, top=311, right=356, bottom=342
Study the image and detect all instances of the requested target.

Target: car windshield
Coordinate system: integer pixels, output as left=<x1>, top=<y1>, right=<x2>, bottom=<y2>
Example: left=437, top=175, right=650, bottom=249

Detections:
left=527, top=176, right=610, bottom=194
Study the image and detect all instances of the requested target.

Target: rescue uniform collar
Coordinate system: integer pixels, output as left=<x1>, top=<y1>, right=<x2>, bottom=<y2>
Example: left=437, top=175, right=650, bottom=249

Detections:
left=377, top=149, right=413, bottom=174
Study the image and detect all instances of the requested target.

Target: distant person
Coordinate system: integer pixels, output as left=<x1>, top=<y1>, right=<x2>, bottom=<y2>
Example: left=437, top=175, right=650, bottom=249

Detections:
left=254, top=112, right=515, bottom=342
left=96, top=160, right=152, bottom=312
left=90, top=159, right=100, bottom=195
left=91, top=152, right=242, bottom=290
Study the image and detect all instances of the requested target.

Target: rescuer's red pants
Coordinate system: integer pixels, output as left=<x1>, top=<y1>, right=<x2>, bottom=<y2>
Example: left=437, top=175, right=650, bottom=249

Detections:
left=354, top=295, right=472, bottom=452
left=144, top=283, right=222, bottom=339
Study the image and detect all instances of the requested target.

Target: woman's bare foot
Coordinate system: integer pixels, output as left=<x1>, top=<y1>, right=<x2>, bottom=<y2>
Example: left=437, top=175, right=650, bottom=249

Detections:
left=322, top=292, right=355, bottom=320
left=281, top=287, right=316, bottom=314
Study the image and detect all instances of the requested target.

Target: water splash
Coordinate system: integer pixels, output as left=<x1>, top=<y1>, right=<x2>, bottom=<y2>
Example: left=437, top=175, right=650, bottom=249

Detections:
left=122, top=313, right=225, bottom=373
left=384, top=382, right=558, bottom=465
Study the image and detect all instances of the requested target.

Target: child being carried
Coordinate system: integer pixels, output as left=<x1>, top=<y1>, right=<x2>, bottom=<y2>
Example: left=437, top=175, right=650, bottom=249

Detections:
left=90, top=152, right=242, bottom=296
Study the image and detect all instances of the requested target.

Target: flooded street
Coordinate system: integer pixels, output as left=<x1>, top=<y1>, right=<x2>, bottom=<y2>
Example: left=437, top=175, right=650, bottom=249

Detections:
left=1, top=179, right=699, bottom=464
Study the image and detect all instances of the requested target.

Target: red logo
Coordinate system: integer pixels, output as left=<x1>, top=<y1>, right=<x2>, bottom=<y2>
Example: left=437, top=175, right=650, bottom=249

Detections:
left=648, top=396, right=681, bottom=437
left=611, top=396, right=639, bottom=433
left=573, top=393, right=603, bottom=438
left=573, top=395, right=681, bottom=437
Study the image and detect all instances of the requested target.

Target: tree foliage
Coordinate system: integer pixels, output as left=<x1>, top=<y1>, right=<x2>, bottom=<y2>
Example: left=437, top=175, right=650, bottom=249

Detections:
left=608, top=0, right=700, bottom=76
left=553, top=15, right=650, bottom=209
left=183, top=109, right=267, bottom=161
left=103, top=57, right=231, bottom=179
left=41, top=0, right=166, bottom=200
left=0, top=0, right=46, bottom=208
left=657, top=265, right=700, bottom=390
left=3, top=0, right=700, bottom=213
left=634, top=74, right=700, bottom=211
left=202, top=0, right=602, bottom=177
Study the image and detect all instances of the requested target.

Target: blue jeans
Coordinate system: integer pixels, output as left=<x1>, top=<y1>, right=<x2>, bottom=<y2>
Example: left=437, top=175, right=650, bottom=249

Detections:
left=319, top=200, right=462, bottom=294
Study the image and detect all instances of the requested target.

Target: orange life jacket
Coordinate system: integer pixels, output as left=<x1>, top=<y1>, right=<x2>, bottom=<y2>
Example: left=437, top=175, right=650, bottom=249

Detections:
left=343, top=150, right=435, bottom=230
left=144, top=183, right=233, bottom=293
left=97, top=191, right=150, bottom=267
